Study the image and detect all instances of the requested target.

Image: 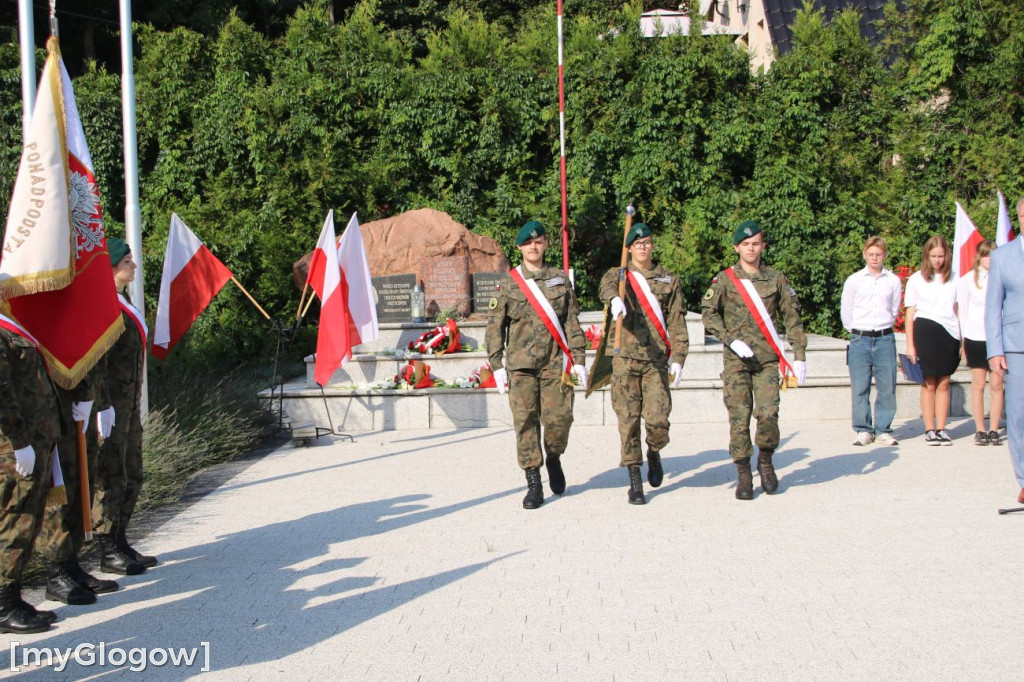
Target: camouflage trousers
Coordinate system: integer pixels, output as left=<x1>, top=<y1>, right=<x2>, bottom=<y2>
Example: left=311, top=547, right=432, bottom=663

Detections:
left=35, top=427, right=92, bottom=562
left=0, top=439, right=54, bottom=585
left=722, top=356, right=780, bottom=462
left=92, top=405, right=144, bottom=535
left=508, top=367, right=574, bottom=470
left=610, top=357, right=671, bottom=467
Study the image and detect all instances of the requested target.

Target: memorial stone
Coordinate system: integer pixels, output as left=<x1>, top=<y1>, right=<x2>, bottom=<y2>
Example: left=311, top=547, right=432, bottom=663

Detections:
left=420, top=255, right=471, bottom=317
left=372, top=274, right=416, bottom=323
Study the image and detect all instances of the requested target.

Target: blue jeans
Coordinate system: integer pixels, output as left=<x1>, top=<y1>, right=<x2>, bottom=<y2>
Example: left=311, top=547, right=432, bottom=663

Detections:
left=848, top=333, right=897, bottom=434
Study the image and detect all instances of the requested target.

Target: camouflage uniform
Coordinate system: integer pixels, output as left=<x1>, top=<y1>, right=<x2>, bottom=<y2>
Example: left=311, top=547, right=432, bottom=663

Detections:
left=0, top=327, right=62, bottom=586
left=599, top=264, right=689, bottom=466
left=701, top=263, right=807, bottom=462
left=92, top=306, right=144, bottom=536
left=486, top=265, right=586, bottom=470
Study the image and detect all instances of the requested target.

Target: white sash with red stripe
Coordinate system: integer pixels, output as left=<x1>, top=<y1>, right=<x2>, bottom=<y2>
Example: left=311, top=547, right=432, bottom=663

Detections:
left=626, top=271, right=671, bottom=356
left=0, top=312, right=40, bottom=348
left=118, top=294, right=148, bottom=348
left=724, top=268, right=794, bottom=379
left=508, top=267, right=573, bottom=372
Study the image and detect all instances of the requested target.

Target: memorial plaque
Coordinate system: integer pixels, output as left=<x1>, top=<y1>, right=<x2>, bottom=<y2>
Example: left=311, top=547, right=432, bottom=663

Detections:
left=472, top=272, right=505, bottom=315
left=372, top=274, right=416, bottom=323
left=421, top=256, right=471, bottom=317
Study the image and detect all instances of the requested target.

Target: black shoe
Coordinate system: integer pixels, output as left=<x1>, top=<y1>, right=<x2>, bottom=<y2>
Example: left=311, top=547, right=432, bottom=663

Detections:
left=735, top=458, right=754, bottom=500
left=925, top=430, right=940, bottom=446
left=627, top=465, right=646, bottom=505
left=646, top=449, right=663, bottom=488
left=44, top=561, right=97, bottom=605
left=97, top=535, right=146, bottom=575
left=8, top=583, right=57, bottom=624
left=757, top=449, right=779, bottom=494
left=936, top=429, right=953, bottom=445
left=117, top=532, right=158, bottom=568
left=0, top=584, right=51, bottom=634
left=545, top=456, right=566, bottom=495
left=522, top=467, right=544, bottom=510
left=988, top=430, right=1002, bottom=446
left=65, top=557, right=119, bottom=594
left=974, top=431, right=990, bottom=446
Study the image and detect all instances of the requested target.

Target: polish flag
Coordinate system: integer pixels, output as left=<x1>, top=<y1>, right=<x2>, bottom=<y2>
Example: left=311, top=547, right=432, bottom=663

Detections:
left=307, top=211, right=352, bottom=386
left=952, top=202, right=984, bottom=279
left=151, top=214, right=233, bottom=359
left=996, top=191, right=1017, bottom=247
left=1, top=39, right=123, bottom=388
left=336, top=212, right=378, bottom=348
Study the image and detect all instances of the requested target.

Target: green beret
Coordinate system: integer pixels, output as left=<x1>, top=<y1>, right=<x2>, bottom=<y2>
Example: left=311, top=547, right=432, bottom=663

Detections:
left=516, top=220, right=545, bottom=246
left=108, top=238, right=130, bottom=266
left=626, top=222, right=652, bottom=246
left=733, top=220, right=762, bottom=245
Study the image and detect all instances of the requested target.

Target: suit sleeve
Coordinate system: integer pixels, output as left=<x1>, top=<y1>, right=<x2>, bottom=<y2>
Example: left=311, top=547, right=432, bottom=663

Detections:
left=778, top=274, right=807, bottom=361
left=985, top=256, right=1005, bottom=358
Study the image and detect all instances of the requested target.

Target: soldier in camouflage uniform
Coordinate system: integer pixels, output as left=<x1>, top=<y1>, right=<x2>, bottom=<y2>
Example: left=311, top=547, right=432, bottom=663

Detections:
left=486, top=221, right=587, bottom=509
left=701, top=220, right=807, bottom=500
left=92, top=239, right=154, bottom=572
left=599, top=223, right=689, bottom=505
left=0, top=316, right=61, bottom=633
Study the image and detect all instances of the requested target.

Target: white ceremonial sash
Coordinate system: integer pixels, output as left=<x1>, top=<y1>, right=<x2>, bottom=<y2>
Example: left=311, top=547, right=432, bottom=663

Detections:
left=511, top=266, right=572, bottom=372
left=627, top=271, right=670, bottom=350
left=118, top=293, right=149, bottom=347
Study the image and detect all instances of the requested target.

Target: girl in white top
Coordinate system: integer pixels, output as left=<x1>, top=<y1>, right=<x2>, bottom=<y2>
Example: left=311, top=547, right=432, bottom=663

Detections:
left=904, top=235, right=960, bottom=445
left=957, top=240, right=1004, bottom=445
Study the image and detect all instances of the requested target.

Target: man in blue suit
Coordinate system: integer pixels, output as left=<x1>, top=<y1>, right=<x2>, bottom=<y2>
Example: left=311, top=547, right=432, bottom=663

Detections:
left=986, top=197, right=1024, bottom=504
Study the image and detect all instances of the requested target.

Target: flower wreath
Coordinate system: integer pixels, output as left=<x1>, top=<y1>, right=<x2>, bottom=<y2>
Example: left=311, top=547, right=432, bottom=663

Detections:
left=409, top=318, right=461, bottom=355
left=395, top=360, right=435, bottom=389
left=469, top=362, right=497, bottom=389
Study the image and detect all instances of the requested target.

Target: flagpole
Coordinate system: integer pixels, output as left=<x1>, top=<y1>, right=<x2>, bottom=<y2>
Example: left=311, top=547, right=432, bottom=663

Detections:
left=231, top=276, right=271, bottom=319
left=296, top=281, right=310, bottom=320
left=119, top=0, right=148, bottom=417
left=557, top=0, right=570, bottom=274
left=18, top=0, right=36, bottom=140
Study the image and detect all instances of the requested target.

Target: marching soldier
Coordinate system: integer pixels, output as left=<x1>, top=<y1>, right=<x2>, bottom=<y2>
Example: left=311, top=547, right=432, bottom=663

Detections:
left=0, top=311, right=61, bottom=633
left=599, top=222, right=688, bottom=505
left=486, top=220, right=588, bottom=509
left=701, top=220, right=807, bottom=500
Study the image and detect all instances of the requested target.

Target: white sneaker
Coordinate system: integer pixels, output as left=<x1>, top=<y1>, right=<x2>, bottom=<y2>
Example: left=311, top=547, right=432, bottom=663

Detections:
left=874, top=433, right=899, bottom=446
left=853, top=431, right=875, bottom=446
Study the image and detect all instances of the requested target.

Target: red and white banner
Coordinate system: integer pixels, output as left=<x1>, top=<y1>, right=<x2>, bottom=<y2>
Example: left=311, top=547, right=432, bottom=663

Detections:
left=336, top=212, right=378, bottom=348
left=508, top=266, right=573, bottom=373
left=626, top=271, right=671, bottom=356
left=725, top=268, right=795, bottom=380
left=307, top=211, right=352, bottom=386
left=118, top=293, right=148, bottom=348
left=996, top=191, right=1017, bottom=248
left=151, top=214, right=232, bottom=359
left=0, top=41, right=123, bottom=388
left=952, top=202, right=984, bottom=279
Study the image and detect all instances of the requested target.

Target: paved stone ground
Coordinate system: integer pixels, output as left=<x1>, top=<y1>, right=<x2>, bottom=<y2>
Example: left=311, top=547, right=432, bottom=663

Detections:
left=2, top=416, right=1022, bottom=680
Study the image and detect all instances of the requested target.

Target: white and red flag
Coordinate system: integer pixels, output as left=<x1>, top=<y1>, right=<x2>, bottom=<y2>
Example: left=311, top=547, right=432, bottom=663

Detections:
left=307, top=210, right=352, bottom=386
left=952, top=202, right=984, bottom=279
left=336, top=212, right=379, bottom=348
left=996, top=191, right=1017, bottom=248
left=0, top=39, right=123, bottom=388
left=151, top=213, right=232, bottom=359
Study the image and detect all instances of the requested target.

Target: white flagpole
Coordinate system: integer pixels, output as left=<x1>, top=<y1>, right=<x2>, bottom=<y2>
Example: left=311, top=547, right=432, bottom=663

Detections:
left=120, top=0, right=148, bottom=417
left=18, top=0, right=36, bottom=139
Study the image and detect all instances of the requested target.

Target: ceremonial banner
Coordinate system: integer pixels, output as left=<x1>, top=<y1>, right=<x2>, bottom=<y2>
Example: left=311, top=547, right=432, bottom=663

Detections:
left=336, top=212, right=378, bottom=347
left=151, top=214, right=232, bottom=359
left=307, top=211, right=353, bottom=386
left=952, top=202, right=983, bottom=279
left=1, top=40, right=123, bottom=388
left=996, top=191, right=1017, bottom=248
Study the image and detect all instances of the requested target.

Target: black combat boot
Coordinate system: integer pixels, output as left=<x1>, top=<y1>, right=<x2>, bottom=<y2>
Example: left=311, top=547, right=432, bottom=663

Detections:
left=97, top=534, right=146, bottom=575
left=65, top=556, right=119, bottom=594
left=10, top=582, right=57, bottom=624
left=117, top=530, right=157, bottom=568
left=44, top=560, right=97, bottom=605
left=0, top=583, right=51, bottom=634
left=522, top=467, right=544, bottom=509
left=545, top=455, right=566, bottom=495
left=757, top=449, right=779, bottom=494
left=735, top=458, right=754, bottom=500
left=627, top=465, right=646, bottom=505
left=647, top=449, right=664, bottom=488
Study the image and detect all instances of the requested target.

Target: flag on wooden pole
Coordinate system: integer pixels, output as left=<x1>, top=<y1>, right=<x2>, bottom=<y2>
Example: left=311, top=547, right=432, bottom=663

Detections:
left=952, top=202, right=984, bottom=279
left=307, top=210, right=352, bottom=386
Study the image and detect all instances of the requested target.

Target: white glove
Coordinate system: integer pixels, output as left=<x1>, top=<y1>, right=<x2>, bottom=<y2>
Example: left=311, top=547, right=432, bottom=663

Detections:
left=610, top=297, right=626, bottom=321
left=669, top=362, right=683, bottom=387
left=97, top=406, right=116, bottom=439
left=71, top=400, right=94, bottom=433
left=571, top=364, right=589, bottom=391
left=14, top=445, right=35, bottom=477
left=493, top=367, right=509, bottom=395
left=793, top=360, right=807, bottom=386
left=729, top=340, right=754, bottom=358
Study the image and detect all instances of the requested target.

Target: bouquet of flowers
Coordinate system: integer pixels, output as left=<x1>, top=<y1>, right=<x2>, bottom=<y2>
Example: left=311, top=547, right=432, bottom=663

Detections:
left=409, top=318, right=461, bottom=355
left=469, top=362, right=497, bottom=389
left=395, top=360, right=435, bottom=389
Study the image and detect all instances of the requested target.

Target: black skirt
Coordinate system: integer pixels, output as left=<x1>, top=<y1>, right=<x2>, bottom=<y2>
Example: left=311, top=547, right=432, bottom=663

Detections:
left=963, top=337, right=989, bottom=369
left=913, top=318, right=961, bottom=378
